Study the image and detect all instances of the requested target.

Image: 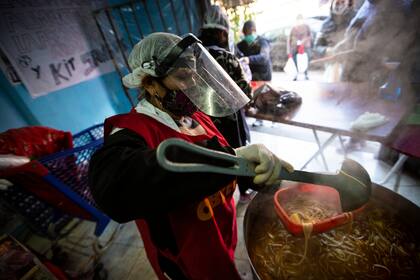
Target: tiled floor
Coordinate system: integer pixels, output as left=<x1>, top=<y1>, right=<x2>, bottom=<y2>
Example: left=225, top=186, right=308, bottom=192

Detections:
left=53, top=120, right=420, bottom=279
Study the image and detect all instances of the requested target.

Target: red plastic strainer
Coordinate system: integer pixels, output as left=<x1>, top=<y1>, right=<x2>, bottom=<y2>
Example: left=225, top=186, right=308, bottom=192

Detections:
left=273, top=183, right=366, bottom=236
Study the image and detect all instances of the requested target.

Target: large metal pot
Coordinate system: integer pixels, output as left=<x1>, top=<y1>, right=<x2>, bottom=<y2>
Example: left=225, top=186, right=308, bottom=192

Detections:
left=243, top=183, right=420, bottom=280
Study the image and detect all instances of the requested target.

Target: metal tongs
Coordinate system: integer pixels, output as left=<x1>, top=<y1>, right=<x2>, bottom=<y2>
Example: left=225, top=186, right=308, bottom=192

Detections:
left=156, top=138, right=371, bottom=212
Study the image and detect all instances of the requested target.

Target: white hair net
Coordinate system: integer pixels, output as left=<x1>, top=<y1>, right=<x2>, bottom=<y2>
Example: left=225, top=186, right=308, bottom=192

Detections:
left=122, top=32, right=182, bottom=88
left=202, top=5, right=230, bottom=32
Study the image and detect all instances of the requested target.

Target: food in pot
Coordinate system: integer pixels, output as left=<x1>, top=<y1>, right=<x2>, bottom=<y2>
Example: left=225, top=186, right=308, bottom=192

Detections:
left=249, top=199, right=420, bottom=279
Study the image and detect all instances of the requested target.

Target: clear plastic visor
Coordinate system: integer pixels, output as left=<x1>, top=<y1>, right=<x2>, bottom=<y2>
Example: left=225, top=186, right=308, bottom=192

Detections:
left=164, top=43, right=250, bottom=117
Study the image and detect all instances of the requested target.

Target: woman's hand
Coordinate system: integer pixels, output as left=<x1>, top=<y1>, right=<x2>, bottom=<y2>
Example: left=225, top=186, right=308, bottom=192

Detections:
left=235, top=144, right=294, bottom=186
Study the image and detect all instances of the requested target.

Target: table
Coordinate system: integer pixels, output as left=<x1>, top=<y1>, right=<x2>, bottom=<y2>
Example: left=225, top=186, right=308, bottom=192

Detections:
left=246, top=81, right=414, bottom=171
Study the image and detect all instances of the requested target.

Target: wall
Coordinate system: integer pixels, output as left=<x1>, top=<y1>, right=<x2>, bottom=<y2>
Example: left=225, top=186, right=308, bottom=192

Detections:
left=0, top=0, right=204, bottom=134
left=0, top=78, right=29, bottom=131
left=0, top=67, right=127, bottom=134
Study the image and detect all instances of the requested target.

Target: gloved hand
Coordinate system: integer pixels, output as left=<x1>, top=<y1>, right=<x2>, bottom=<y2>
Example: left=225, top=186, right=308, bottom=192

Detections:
left=235, top=144, right=294, bottom=186
left=0, top=179, right=13, bottom=191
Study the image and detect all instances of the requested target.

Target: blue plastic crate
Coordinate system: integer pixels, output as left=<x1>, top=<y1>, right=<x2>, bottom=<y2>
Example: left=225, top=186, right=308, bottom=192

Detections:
left=38, top=125, right=109, bottom=236
left=0, top=185, right=73, bottom=238
left=72, top=123, right=104, bottom=148
left=0, top=124, right=110, bottom=238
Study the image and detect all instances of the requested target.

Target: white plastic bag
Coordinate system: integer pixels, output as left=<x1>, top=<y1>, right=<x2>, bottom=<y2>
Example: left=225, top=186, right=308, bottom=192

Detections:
left=240, top=60, right=252, bottom=82
left=296, top=52, right=308, bottom=73
left=350, top=112, right=389, bottom=131
left=284, top=57, right=297, bottom=76
left=0, top=154, right=30, bottom=169
left=323, top=62, right=342, bottom=83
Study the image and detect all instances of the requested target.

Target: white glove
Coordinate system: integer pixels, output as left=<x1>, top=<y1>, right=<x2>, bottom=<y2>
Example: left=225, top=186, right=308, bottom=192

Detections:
left=0, top=179, right=13, bottom=191
left=235, top=144, right=294, bottom=186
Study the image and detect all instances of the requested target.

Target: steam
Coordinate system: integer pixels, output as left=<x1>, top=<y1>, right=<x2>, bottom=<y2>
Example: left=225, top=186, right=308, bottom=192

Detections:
left=270, top=0, right=419, bottom=86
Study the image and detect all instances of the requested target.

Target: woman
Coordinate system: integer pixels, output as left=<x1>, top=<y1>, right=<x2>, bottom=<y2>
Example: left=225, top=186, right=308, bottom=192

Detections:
left=88, top=32, right=293, bottom=280
left=199, top=5, right=256, bottom=203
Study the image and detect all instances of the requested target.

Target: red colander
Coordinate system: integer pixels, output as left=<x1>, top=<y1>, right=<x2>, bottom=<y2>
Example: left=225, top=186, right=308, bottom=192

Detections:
left=273, top=183, right=366, bottom=236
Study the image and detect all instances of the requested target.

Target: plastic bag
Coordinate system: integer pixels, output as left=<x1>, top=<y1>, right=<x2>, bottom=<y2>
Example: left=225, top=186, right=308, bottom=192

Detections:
left=323, top=62, right=342, bottom=82
left=284, top=57, right=297, bottom=76
left=240, top=60, right=252, bottom=82
left=350, top=112, right=388, bottom=131
left=0, top=154, right=30, bottom=170
left=297, top=52, right=308, bottom=73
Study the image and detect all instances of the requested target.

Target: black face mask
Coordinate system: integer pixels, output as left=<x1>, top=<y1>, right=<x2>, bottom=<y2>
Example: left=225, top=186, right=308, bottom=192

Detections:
left=159, top=82, right=198, bottom=117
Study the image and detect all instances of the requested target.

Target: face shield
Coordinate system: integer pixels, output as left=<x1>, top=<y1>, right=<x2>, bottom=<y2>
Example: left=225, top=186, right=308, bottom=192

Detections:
left=156, top=34, right=250, bottom=117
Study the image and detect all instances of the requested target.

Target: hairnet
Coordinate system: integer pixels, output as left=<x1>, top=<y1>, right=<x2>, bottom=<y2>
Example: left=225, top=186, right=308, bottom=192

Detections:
left=124, top=32, right=250, bottom=117
left=202, top=5, right=230, bottom=32
left=122, top=32, right=182, bottom=88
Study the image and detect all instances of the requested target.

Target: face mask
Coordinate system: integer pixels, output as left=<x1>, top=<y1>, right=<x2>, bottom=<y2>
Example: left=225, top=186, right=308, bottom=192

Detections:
left=244, top=34, right=257, bottom=44
left=161, top=86, right=198, bottom=117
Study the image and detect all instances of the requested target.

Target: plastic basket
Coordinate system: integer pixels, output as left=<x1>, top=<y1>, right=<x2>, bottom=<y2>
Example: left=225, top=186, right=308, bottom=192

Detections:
left=0, top=185, right=73, bottom=238
left=0, top=124, right=110, bottom=238
left=273, top=183, right=365, bottom=236
left=72, top=123, right=104, bottom=148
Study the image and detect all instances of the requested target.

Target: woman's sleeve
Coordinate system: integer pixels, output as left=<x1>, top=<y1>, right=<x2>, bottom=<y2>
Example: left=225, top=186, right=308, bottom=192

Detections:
left=88, top=129, right=235, bottom=223
left=224, top=53, right=252, bottom=98
left=248, top=39, right=271, bottom=66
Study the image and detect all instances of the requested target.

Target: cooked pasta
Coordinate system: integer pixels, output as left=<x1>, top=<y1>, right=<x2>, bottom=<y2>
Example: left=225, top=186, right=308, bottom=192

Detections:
left=249, top=198, right=420, bottom=280
left=283, top=194, right=340, bottom=224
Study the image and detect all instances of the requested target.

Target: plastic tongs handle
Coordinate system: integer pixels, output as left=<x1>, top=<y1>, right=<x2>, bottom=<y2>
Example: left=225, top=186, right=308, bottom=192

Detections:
left=156, top=138, right=256, bottom=176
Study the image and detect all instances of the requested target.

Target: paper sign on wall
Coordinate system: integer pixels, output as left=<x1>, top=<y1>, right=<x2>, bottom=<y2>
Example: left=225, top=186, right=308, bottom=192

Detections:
left=0, top=0, right=115, bottom=97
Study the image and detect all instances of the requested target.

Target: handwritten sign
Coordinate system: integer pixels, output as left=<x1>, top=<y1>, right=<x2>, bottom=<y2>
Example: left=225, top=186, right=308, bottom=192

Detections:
left=0, top=0, right=115, bottom=97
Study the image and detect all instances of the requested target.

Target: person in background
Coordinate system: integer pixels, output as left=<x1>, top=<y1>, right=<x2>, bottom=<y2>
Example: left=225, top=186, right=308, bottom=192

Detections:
left=332, top=0, right=413, bottom=151
left=287, top=14, right=313, bottom=81
left=333, top=0, right=412, bottom=83
left=237, top=20, right=272, bottom=82
left=314, top=0, right=359, bottom=58
left=314, top=0, right=362, bottom=82
left=88, top=32, right=293, bottom=280
left=237, top=20, right=272, bottom=127
left=199, top=5, right=256, bottom=203
left=377, top=0, right=420, bottom=163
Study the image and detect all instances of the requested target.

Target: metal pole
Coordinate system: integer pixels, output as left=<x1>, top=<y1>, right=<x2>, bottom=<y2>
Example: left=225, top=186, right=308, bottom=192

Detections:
left=338, top=135, right=347, bottom=157
left=188, top=0, right=201, bottom=26
left=301, top=133, right=337, bottom=170
left=130, top=2, right=144, bottom=39
left=141, top=0, right=156, bottom=32
left=118, top=6, right=135, bottom=48
left=312, top=129, right=329, bottom=171
left=156, top=0, right=169, bottom=32
left=93, top=12, right=134, bottom=107
left=378, top=153, right=408, bottom=185
left=182, top=0, right=193, bottom=32
left=169, top=0, right=181, bottom=34
left=105, top=8, right=131, bottom=70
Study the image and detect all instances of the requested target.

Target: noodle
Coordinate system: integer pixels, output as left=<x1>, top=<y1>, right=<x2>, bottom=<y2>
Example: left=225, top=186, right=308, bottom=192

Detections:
left=296, top=222, right=312, bottom=265
left=283, top=194, right=339, bottom=223
left=249, top=198, right=420, bottom=280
